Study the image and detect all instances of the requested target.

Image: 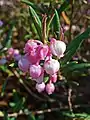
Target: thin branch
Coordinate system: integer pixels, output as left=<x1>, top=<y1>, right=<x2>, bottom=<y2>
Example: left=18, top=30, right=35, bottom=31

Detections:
left=42, top=14, right=47, bottom=44
left=69, top=1, right=74, bottom=41
left=68, top=87, right=73, bottom=112
left=1, top=104, right=90, bottom=117
left=12, top=70, right=46, bottom=102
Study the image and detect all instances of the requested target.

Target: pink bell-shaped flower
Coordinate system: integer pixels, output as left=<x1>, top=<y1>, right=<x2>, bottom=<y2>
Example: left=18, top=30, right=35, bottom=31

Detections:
left=37, top=44, right=49, bottom=60
left=29, top=64, right=43, bottom=79
left=50, top=38, right=66, bottom=58
left=24, top=40, right=38, bottom=53
left=25, top=52, right=40, bottom=65
left=7, top=48, right=14, bottom=55
left=44, top=58, right=60, bottom=75
left=34, top=72, right=44, bottom=84
left=36, top=82, right=45, bottom=93
left=18, top=56, right=30, bottom=72
left=46, top=82, right=55, bottom=95
left=50, top=73, right=57, bottom=83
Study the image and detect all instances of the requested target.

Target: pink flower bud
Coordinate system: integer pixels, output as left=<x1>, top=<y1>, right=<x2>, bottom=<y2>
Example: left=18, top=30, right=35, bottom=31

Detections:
left=30, top=64, right=43, bottom=79
left=46, top=82, right=55, bottom=95
left=36, top=82, right=45, bottom=93
left=18, top=57, right=30, bottom=72
left=50, top=38, right=66, bottom=58
left=7, top=48, right=14, bottom=55
left=13, top=49, right=19, bottom=56
left=50, top=73, right=57, bottom=83
left=13, top=49, right=21, bottom=61
left=44, top=58, right=60, bottom=75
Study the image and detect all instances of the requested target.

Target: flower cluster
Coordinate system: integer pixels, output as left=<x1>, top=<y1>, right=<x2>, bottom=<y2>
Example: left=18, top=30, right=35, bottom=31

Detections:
left=7, top=47, right=21, bottom=61
left=0, top=48, right=21, bottom=65
left=18, top=38, right=66, bottom=94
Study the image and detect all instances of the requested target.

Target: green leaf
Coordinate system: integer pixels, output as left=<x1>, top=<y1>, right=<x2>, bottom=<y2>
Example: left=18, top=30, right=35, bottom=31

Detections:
left=62, top=111, right=75, bottom=118
left=13, top=97, right=25, bottom=112
left=46, top=14, right=55, bottom=38
left=9, top=102, right=16, bottom=107
left=9, top=118, right=16, bottom=120
left=1, top=78, right=8, bottom=97
left=12, top=90, right=25, bottom=112
left=29, top=6, right=42, bottom=40
left=1, top=22, right=15, bottom=51
left=4, top=111, right=8, bottom=120
left=62, top=27, right=90, bottom=64
left=44, top=76, right=49, bottom=83
left=28, top=113, right=36, bottom=120
left=21, top=0, right=36, bottom=9
left=53, top=9, right=60, bottom=39
left=62, top=62, right=90, bottom=73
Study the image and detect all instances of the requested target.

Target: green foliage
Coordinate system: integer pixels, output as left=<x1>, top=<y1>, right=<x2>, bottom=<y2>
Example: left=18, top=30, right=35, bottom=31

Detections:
left=9, top=89, right=26, bottom=112
left=62, top=27, right=90, bottom=65
left=53, top=9, right=60, bottom=39
left=62, top=62, right=90, bottom=72
left=62, top=111, right=90, bottom=120
left=29, top=6, right=42, bottom=40
left=28, top=113, right=36, bottom=120
left=1, top=22, right=15, bottom=51
left=57, top=0, right=70, bottom=14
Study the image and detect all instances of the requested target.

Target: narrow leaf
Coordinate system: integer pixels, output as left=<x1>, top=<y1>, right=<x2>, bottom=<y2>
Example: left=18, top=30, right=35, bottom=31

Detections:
left=1, top=78, right=8, bottom=97
left=62, top=62, right=90, bottom=73
left=62, top=27, right=90, bottom=64
left=29, top=6, right=42, bottom=39
left=53, top=9, right=60, bottom=39
left=21, top=0, right=36, bottom=9
left=4, top=111, right=8, bottom=120
left=1, top=22, right=15, bottom=50
left=28, top=113, right=36, bottom=120
left=46, top=14, right=55, bottom=38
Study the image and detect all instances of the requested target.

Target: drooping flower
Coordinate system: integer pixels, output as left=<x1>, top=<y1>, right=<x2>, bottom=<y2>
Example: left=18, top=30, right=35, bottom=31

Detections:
left=7, top=48, right=14, bottom=55
left=7, top=48, right=21, bottom=61
left=25, top=52, right=40, bottom=65
left=24, top=40, right=38, bottom=53
left=24, top=40, right=43, bottom=53
left=50, top=73, right=57, bottom=83
left=37, top=44, right=49, bottom=60
left=46, top=82, right=55, bottom=95
left=18, top=56, right=30, bottom=72
left=34, top=72, right=44, bottom=83
left=29, top=64, right=43, bottom=79
left=50, top=38, right=66, bottom=58
left=0, top=20, right=3, bottom=27
left=24, top=40, right=44, bottom=64
left=13, top=49, right=21, bottom=61
left=36, top=82, right=45, bottom=93
left=44, top=58, right=60, bottom=75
